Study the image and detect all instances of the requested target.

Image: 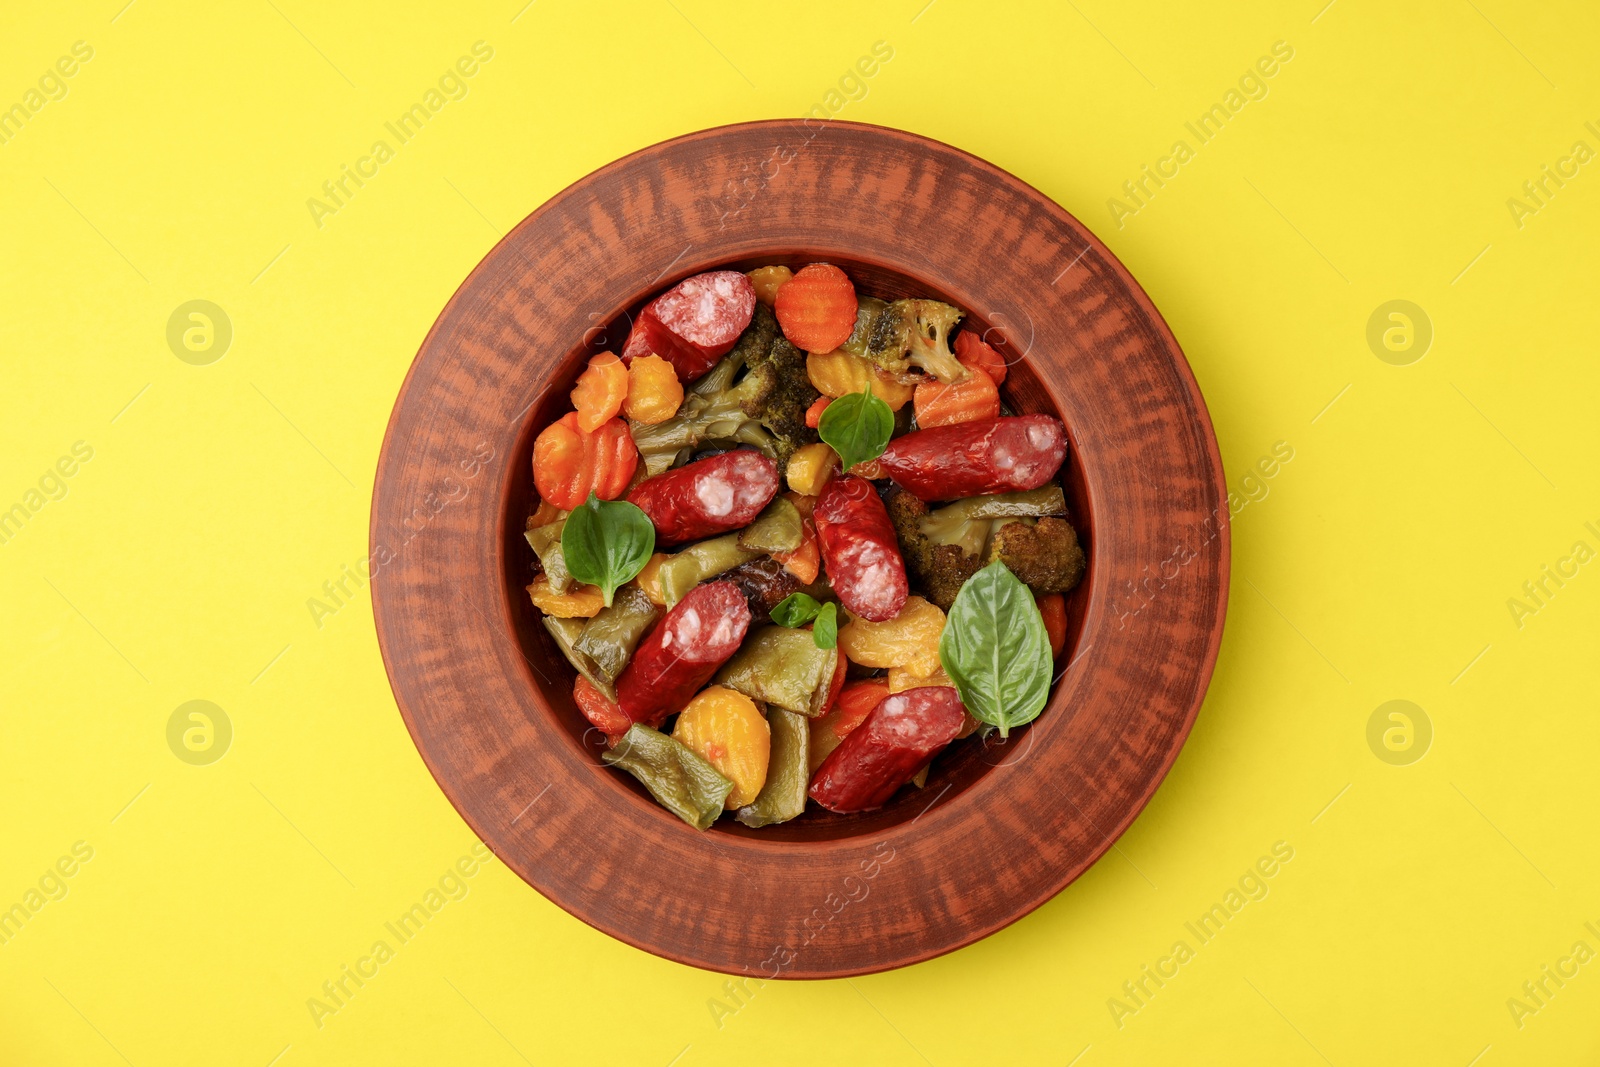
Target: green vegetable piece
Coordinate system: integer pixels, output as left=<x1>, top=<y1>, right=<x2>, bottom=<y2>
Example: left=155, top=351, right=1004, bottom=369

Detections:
left=630, top=304, right=817, bottom=475
left=737, top=496, right=804, bottom=553
left=525, top=520, right=573, bottom=594
left=573, top=584, right=660, bottom=683
left=715, top=625, right=837, bottom=717
left=770, top=591, right=823, bottom=629
left=925, top=486, right=1067, bottom=525
left=561, top=493, right=655, bottom=608
left=939, top=560, right=1052, bottom=738
left=542, top=615, right=615, bottom=701
left=736, top=707, right=810, bottom=828
left=817, top=386, right=893, bottom=475
left=656, top=533, right=762, bottom=606
left=603, top=724, right=734, bottom=830
left=917, top=487, right=1068, bottom=558
left=840, top=296, right=887, bottom=358
left=812, top=601, right=838, bottom=650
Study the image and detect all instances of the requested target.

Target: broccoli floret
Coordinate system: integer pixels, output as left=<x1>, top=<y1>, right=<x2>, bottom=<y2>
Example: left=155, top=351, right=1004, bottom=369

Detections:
left=741, top=331, right=817, bottom=455
left=917, top=487, right=1067, bottom=558
left=884, top=487, right=982, bottom=610
left=631, top=304, right=819, bottom=475
left=887, top=486, right=1080, bottom=606
left=866, top=298, right=967, bottom=384
left=987, top=517, right=1086, bottom=594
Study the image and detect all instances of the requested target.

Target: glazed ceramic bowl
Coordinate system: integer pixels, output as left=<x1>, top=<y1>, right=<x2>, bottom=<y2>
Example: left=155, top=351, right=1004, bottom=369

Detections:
left=371, top=120, right=1227, bottom=977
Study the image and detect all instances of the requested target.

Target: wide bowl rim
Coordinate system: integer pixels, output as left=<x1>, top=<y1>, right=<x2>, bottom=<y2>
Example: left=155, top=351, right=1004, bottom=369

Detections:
left=371, top=118, right=1230, bottom=978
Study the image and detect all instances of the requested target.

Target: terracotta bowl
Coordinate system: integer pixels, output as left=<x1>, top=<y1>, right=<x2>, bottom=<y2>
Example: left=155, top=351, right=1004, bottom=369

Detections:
left=371, top=120, right=1228, bottom=978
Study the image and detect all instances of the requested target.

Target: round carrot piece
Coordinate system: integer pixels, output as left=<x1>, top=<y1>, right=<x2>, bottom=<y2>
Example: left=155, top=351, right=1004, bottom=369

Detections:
left=804, top=396, right=831, bottom=428
left=571, top=352, right=629, bottom=432
left=913, top=366, right=1000, bottom=428
left=954, top=330, right=1008, bottom=385
left=533, top=412, right=639, bottom=510
left=775, top=263, right=858, bottom=354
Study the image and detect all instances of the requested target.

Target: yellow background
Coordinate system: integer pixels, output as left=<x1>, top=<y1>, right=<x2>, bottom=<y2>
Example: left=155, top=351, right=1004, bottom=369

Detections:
left=2, top=0, right=1596, bottom=1063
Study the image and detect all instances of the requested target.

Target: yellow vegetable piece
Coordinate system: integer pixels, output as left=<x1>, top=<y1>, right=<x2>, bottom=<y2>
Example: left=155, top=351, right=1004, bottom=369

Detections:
left=528, top=500, right=565, bottom=529
left=806, top=349, right=914, bottom=411
left=747, top=265, right=793, bottom=306
left=672, top=686, right=771, bottom=808
left=838, top=596, right=945, bottom=675
left=887, top=661, right=955, bottom=694
left=786, top=442, right=839, bottom=496
left=623, top=354, right=684, bottom=425
left=633, top=552, right=670, bottom=606
left=526, top=576, right=605, bottom=618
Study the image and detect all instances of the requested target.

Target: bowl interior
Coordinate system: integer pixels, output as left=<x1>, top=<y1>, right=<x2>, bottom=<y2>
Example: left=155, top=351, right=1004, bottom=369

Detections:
left=501, top=254, right=1094, bottom=842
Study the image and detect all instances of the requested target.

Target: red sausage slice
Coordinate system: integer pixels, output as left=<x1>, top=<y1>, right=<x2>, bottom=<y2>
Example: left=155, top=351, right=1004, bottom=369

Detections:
left=627, top=451, right=780, bottom=546
left=876, top=415, right=1067, bottom=501
left=813, top=475, right=909, bottom=622
left=621, top=271, right=757, bottom=383
left=809, top=686, right=966, bottom=813
left=614, top=581, right=751, bottom=727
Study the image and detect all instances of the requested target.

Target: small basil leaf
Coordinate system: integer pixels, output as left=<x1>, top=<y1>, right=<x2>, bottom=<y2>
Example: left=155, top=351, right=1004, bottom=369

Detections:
left=771, top=592, right=822, bottom=629
left=561, top=493, right=655, bottom=608
left=812, top=601, right=838, bottom=649
left=938, top=560, right=1051, bottom=738
left=817, top=386, right=893, bottom=474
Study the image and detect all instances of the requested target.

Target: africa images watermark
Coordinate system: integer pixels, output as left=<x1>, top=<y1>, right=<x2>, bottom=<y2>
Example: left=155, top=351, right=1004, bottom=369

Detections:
left=305, top=441, right=494, bottom=630
left=1504, top=519, right=1599, bottom=631
left=1113, top=441, right=1294, bottom=628
left=305, top=843, right=495, bottom=1030
left=704, top=840, right=897, bottom=1030
left=1505, top=921, right=1600, bottom=1031
left=1107, top=40, right=1295, bottom=229
left=713, top=39, right=895, bottom=231
left=306, top=42, right=495, bottom=230
left=0, top=440, right=95, bottom=548
left=1505, top=121, right=1600, bottom=230
left=1106, top=840, right=1296, bottom=1029
left=0, top=841, right=95, bottom=949
left=0, top=40, right=94, bottom=148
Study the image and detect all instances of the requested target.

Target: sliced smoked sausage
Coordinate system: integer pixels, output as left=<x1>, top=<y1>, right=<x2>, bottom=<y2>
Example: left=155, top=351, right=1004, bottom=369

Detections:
left=614, top=581, right=751, bottom=726
left=809, top=686, right=967, bottom=813
left=621, top=271, right=757, bottom=383
left=813, top=474, right=908, bottom=622
left=876, top=415, right=1066, bottom=501
left=627, top=451, right=780, bottom=546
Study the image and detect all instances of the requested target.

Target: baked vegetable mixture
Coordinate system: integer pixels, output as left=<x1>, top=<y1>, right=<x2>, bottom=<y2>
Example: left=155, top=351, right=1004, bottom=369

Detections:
left=526, top=263, right=1086, bottom=829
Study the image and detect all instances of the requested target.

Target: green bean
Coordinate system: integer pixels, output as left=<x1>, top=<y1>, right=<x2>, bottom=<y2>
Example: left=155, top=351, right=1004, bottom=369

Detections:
left=735, top=708, right=809, bottom=828
left=657, top=534, right=762, bottom=606
left=714, top=625, right=837, bottom=717
left=930, top=486, right=1066, bottom=522
left=603, top=724, right=733, bottom=830
left=917, top=487, right=1066, bottom=552
left=737, top=496, right=803, bottom=554
left=573, top=585, right=659, bottom=683
left=525, top=519, right=572, bottom=594
left=542, top=615, right=615, bottom=701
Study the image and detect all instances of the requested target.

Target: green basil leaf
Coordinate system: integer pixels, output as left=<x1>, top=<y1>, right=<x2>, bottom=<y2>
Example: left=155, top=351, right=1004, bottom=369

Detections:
left=561, top=492, right=655, bottom=608
left=771, top=592, right=822, bottom=629
left=817, top=386, right=893, bottom=474
left=938, top=560, right=1051, bottom=738
left=812, top=601, right=838, bottom=649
